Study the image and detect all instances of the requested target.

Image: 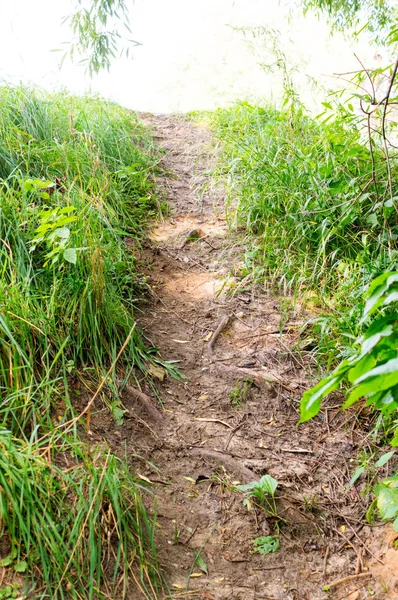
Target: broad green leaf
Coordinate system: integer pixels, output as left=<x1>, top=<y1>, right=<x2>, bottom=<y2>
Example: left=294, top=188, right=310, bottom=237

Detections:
left=344, top=371, right=398, bottom=408
left=54, top=227, right=70, bottom=239
left=363, top=272, right=398, bottom=318
left=355, top=357, right=398, bottom=384
left=14, top=560, right=27, bottom=573
left=258, top=474, right=278, bottom=497
left=299, top=373, right=344, bottom=423
left=348, top=354, right=376, bottom=383
left=253, top=536, right=280, bottom=555
left=236, top=481, right=257, bottom=492
left=58, top=206, right=76, bottom=214
left=376, top=482, right=398, bottom=521
left=64, top=248, right=77, bottom=264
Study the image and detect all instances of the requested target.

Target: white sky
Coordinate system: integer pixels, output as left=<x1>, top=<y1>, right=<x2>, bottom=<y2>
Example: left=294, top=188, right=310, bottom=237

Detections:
left=0, top=0, right=380, bottom=112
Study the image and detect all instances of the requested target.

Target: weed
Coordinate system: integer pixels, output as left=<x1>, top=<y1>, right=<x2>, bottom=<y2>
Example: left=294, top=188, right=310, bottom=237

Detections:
left=229, top=378, right=253, bottom=407
left=236, top=475, right=280, bottom=523
left=0, top=584, right=20, bottom=600
left=252, top=536, right=280, bottom=555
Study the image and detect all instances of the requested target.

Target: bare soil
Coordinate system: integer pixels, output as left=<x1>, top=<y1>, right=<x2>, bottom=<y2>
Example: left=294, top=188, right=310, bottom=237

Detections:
left=93, top=115, right=398, bottom=599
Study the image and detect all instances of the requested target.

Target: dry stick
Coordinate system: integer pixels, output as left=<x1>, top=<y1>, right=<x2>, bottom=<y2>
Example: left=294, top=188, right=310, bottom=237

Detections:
left=323, top=545, right=330, bottom=578
left=225, top=419, right=246, bottom=451
left=193, top=417, right=233, bottom=429
left=37, top=323, right=137, bottom=446
left=325, top=572, right=372, bottom=590
left=123, top=385, right=164, bottom=423
left=208, top=314, right=231, bottom=353
left=381, top=58, right=398, bottom=206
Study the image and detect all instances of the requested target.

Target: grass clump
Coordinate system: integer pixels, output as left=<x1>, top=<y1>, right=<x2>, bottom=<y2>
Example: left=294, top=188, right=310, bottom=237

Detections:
left=0, top=86, right=167, bottom=598
left=203, top=101, right=398, bottom=363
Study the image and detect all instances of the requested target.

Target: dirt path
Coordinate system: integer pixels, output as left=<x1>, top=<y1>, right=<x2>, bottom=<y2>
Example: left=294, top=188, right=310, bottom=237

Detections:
left=124, top=116, right=393, bottom=600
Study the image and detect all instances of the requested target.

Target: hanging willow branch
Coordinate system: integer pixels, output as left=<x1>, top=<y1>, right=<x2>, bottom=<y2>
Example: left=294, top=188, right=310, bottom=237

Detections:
left=62, top=0, right=140, bottom=75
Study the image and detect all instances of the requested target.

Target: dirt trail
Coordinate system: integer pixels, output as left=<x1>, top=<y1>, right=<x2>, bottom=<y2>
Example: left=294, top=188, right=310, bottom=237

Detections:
left=123, top=116, right=395, bottom=599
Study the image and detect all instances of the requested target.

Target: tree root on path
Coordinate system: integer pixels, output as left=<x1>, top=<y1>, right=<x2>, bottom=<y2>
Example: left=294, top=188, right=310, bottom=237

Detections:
left=122, top=385, right=164, bottom=423
left=189, top=447, right=257, bottom=482
left=208, top=315, right=231, bottom=353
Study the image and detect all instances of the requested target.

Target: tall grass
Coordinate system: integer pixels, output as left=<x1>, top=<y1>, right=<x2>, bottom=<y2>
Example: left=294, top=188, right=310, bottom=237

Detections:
left=0, top=86, right=166, bottom=598
left=204, top=101, right=398, bottom=362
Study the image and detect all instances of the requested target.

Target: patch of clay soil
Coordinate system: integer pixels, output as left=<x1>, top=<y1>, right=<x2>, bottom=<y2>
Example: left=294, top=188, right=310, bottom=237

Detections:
left=89, top=114, right=397, bottom=600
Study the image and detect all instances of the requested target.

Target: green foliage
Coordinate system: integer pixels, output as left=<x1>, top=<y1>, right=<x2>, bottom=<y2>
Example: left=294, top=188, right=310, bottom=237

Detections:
left=237, top=475, right=279, bottom=519
left=300, top=272, right=398, bottom=446
left=0, top=85, right=167, bottom=597
left=252, top=536, right=280, bottom=555
left=300, top=0, right=397, bottom=41
left=229, top=378, right=253, bottom=407
left=0, top=431, right=161, bottom=598
left=63, top=0, right=139, bottom=75
left=375, top=475, right=398, bottom=531
left=30, top=205, right=78, bottom=267
left=0, top=584, right=20, bottom=600
left=208, top=102, right=398, bottom=299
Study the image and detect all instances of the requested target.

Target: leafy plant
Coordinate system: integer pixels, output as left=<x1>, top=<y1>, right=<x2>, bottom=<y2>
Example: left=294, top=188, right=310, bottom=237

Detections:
left=375, top=474, right=398, bottom=531
left=300, top=272, right=398, bottom=448
left=0, top=584, right=20, bottom=600
left=236, top=475, right=279, bottom=519
left=229, top=378, right=253, bottom=407
left=252, top=536, right=280, bottom=555
left=30, top=204, right=79, bottom=267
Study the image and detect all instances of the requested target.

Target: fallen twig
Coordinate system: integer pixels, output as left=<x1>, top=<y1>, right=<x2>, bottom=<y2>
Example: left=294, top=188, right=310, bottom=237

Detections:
left=225, top=418, right=246, bottom=451
left=193, top=417, right=233, bottom=429
left=208, top=315, right=231, bottom=353
left=325, top=572, right=372, bottom=590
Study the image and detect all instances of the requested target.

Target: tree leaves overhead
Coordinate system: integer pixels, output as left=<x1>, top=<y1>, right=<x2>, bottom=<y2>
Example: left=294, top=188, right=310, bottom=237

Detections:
left=301, top=0, right=398, bottom=41
left=63, top=0, right=140, bottom=75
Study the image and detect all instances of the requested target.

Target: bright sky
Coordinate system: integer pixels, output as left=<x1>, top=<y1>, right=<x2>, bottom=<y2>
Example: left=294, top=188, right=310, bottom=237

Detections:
left=0, top=0, right=379, bottom=112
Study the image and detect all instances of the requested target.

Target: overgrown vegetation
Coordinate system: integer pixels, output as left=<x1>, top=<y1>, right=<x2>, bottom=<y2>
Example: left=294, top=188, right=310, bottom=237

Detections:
left=0, top=86, right=166, bottom=598
left=198, top=37, right=398, bottom=530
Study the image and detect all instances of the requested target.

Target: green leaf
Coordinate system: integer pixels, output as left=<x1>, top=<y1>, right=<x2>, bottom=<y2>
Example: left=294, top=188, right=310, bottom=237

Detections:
left=194, top=552, right=208, bottom=574
left=299, top=373, right=344, bottom=423
left=258, top=474, right=278, bottom=497
left=54, top=227, right=70, bottom=239
left=64, top=248, right=77, bottom=264
left=14, top=560, right=27, bottom=573
left=363, top=272, right=398, bottom=318
left=253, top=536, right=280, bottom=555
left=348, top=354, right=376, bottom=383
left=0, top=555, right=13, bottom=567
left=344, top=370, right=398, bottom=408
left=348, top=465, right=365, bottom=488
left=375, top=451, right=395, bottom=468
left=355, top=357, right=398, bottom=384
left=376, top=482, right=398, bottom=521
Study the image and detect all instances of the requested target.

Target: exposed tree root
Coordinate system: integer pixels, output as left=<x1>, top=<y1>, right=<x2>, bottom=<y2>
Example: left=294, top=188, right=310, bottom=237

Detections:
left=123, top=385, right=164, bottom=423
left=189, top=447, right=257, bottom=482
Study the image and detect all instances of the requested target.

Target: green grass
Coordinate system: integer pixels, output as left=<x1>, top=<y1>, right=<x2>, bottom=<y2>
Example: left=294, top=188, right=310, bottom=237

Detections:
left=198, top=101, right=398, bottom=364
left=0, top=86, right=168, bottom=598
